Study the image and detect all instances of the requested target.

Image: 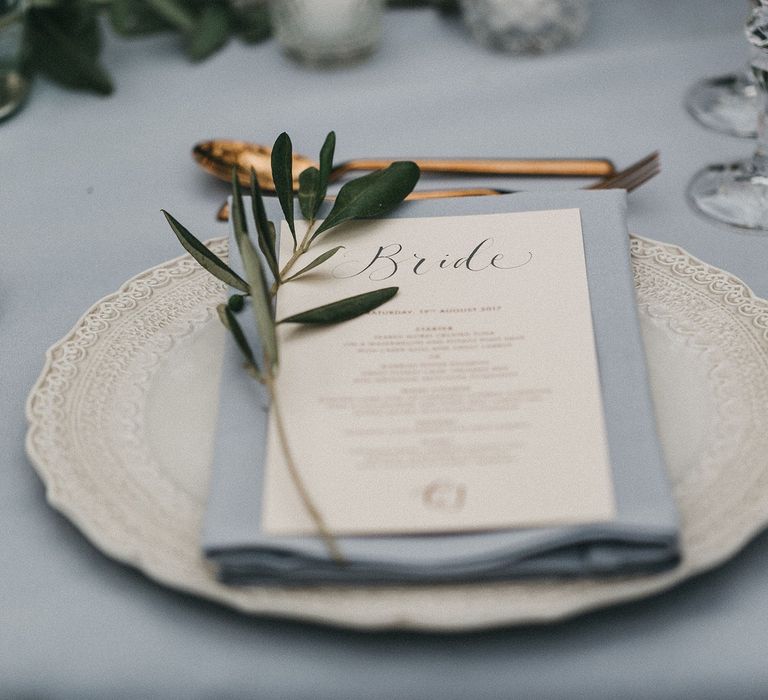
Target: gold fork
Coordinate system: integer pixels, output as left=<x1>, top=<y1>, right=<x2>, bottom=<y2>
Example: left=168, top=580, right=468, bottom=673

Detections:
left=404, top=151, right=660, bottom=200
left=215, top=152, right=659, bottom=220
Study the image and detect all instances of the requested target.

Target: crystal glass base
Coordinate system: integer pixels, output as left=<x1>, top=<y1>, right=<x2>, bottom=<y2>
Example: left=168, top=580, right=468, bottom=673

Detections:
left=688, top=159, right=768, bottom=232
left=685, top=72, right=759, bottom=138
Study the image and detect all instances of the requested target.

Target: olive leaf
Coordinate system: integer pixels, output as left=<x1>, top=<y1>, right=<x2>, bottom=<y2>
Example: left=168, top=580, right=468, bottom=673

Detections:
left=231, top=169, right=278, bottom=365
left=241, top=232, right=279, bottom=368
left=109, top=0, right=173, bottom=35
left=144, top=0, right=196, bottom=33
left=297, top=132, right=336, bottom=221
left=230, top=168, right=249, bottom=251
left=278, top=287, right=398, bottom=325
left=184, top=3, right=231, bottom=61
left=217, top=303, right=260, bottom=379
left=162, top=210, right=249, bottom=293
left=23, top=5, right=114, bottom=96
left=250, top=169, right=279, bottom=282
left=317, top=131, right=336, bottom=205
left=298, top=167, right=321, bottom=221
left=312, top=162, right=420, bottom=240
left=283, top=246, right=344, bottom=283
left=272, top=132, right=296, bottom=248
left=235, top=3, right=272, bottom=43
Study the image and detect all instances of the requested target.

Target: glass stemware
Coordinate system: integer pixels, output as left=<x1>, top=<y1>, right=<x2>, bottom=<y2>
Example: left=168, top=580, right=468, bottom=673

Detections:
left=687, top=5, right=768, bottom=231
left=0, top=0, right=29, bottom=122
left=684, top=1, right=760, bottom=138
left=685, top=66, right=758, bottom=138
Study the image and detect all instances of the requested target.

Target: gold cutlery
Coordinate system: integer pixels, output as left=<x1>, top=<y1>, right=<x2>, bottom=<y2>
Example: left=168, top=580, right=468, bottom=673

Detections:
left=407, top=151, right=660, bottom=199
left=193, top=139, right=616, bottom=193
left=213, top=151, right=659, bottom=221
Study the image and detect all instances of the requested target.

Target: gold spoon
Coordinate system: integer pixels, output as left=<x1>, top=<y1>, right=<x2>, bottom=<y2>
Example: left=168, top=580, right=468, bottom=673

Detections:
left=193, top=139, right=616, bottom=193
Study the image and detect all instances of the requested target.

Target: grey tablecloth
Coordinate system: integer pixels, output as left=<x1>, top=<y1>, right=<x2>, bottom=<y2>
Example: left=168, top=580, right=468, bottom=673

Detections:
left=3, top=2, right=768, bottom=698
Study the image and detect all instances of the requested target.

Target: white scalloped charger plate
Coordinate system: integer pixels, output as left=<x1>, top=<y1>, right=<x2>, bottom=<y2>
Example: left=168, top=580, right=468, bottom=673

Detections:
left=25, top=236, right=768, bottom=631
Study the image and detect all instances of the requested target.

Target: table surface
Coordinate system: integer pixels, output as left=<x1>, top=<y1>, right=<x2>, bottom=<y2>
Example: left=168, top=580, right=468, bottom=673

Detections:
left=3, top=2, right=768, bottom=698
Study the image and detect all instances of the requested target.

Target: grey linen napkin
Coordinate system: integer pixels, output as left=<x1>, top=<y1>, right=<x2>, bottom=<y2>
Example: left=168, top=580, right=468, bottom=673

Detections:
left=202, top=190, right=679, bottom=584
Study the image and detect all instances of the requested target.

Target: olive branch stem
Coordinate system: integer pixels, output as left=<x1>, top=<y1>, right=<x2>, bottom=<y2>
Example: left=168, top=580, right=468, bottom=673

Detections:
left=265, top=375, right=345, bottom=565
left=271, top=216, right=317, bottom=295
left=164, top=131, right=419, bottom=565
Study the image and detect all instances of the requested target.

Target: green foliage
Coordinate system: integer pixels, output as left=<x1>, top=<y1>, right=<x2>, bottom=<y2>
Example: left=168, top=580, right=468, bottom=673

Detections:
left=109, top=0, right=173, bottom=36
left=143, top=0, right=196, bottom=33
left=312, top=161, right=420, bottom=240
left=227, top=294, right=245, bottom=312
left=237, top=2, right=271, bottom=43
left=163, top=132, right=420, bottom=563
left=183, top=3, right=231, bottom=61
left=231, top=169, right=278, bottom=369
left=21, top=1, right=463, bottom=96
left=297, top=131, right=337, bottom=221
left=316, top=131, right=336, bottom=212
left=271, top=132, right=297, bottom=247
left=387, top=0, right=460, bottom=12
left=298, top=167, right=321, bottom=221
left=164, top=132, right=421, bottom=380
left=23, top=2, right=113, bottom=95
left=240, top=231, right=279, bottom=370
left=250, top=169, right=279, bottom=282
left=22, top=0, right=272, bottom=94
left=162, top=209, right=249, bottom=292
left=217, top=303, right=260, bottom=378
left=21, top=1, right=458, bottom=96
left=282, top=246, right=344, bottom=283
left=278, top=288, right=399, bottom=325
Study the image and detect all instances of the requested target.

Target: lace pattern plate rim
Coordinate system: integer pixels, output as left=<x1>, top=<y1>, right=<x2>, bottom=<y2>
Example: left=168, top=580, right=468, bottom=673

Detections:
left=24, top=235, right=768, bottom=631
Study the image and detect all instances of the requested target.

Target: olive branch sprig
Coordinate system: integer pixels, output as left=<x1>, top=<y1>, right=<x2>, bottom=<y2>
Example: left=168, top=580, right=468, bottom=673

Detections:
left=161, top=132, right=420, bottom=563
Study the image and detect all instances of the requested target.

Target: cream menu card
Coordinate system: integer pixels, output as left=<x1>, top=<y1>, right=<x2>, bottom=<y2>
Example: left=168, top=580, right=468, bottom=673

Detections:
left=262, top=209, right=616, bottom=536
